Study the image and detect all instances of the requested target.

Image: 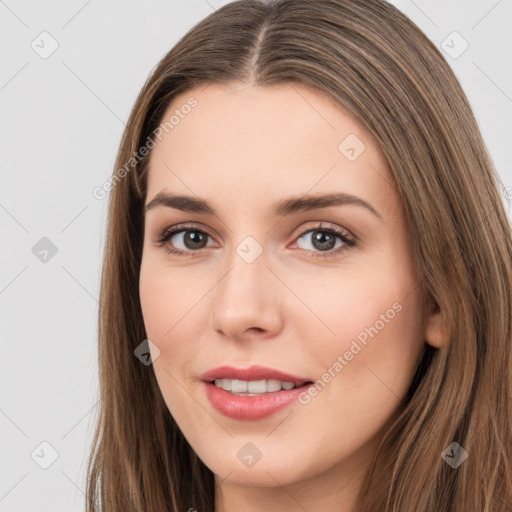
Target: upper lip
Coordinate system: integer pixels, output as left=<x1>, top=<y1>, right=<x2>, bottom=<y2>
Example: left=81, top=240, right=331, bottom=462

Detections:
left=199, top=365, right=313, bottom=386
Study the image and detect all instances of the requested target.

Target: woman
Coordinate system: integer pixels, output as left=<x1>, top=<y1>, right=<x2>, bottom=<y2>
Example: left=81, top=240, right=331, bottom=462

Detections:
left=86, top=0, right=512, bottom=511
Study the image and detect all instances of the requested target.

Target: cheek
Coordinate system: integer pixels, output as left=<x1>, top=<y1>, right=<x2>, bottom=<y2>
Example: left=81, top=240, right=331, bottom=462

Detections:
left=139, top=265, right=205, bottom=423
left=292, top=264, right=424, bottom=390
left=139, top=260, right=210, bottom=381
left=139, top=258, right=201, bottom=339
left=291, top=266, right=418, bottom=341
left=289, top=275, right=424, bottom=465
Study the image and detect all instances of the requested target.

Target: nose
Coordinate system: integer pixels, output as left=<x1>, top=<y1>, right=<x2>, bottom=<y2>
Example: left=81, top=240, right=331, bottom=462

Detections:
left=209, top=241, right=283, bottom=342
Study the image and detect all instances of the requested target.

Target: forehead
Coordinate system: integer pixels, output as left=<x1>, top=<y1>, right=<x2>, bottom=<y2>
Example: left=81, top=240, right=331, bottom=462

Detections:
left=146, top=82, right=397, bottom=216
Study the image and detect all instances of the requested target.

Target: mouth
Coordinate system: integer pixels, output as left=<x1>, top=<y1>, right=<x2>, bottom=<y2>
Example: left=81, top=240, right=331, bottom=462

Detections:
left=199, top=365, right=315, bottom=420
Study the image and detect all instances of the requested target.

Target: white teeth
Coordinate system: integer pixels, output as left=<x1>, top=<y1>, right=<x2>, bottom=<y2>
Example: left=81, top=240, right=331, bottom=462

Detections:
left=266, top=379, right=282, bottom=392
left=213, top=378, right=298, bottom=394
left=247, top=380, right=267, bottom=393
left=231, top=379, right=248, bottom=393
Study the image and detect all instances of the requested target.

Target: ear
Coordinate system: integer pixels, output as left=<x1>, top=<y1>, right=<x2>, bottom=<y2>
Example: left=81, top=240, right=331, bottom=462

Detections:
left=424, top=302, right=450, bottom=348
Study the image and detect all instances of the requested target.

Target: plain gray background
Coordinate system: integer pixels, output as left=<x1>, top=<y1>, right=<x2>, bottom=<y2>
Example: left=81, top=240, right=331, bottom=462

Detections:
left=1, top=0, right=511, bottom=510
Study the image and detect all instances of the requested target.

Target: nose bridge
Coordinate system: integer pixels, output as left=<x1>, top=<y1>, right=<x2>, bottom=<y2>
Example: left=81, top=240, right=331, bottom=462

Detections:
left=210, top=231, right=280, bottom=337
left=219, top=233, right=269, bottom=302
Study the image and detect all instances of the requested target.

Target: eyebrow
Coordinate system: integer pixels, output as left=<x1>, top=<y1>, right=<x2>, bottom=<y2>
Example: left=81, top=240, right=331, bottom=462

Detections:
left=144, top=191, right=382, bottom=219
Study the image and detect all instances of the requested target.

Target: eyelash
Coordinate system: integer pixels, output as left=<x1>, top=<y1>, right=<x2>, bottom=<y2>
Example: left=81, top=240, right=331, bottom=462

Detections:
left=154, top=222, right=356, bottom=259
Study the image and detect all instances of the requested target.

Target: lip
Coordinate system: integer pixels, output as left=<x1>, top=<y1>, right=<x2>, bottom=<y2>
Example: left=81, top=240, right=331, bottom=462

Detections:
left=199, top=365, right=314, bottom=421
left=199, top=365, right=312, bottom=386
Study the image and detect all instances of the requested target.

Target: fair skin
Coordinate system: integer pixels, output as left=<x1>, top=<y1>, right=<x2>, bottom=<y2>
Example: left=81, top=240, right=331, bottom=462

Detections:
left=139, top=82, right=447, bottom=512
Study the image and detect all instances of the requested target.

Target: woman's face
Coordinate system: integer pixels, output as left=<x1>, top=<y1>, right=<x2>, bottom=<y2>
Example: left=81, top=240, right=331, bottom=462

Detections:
left=139, top=82, right=429, bottom=498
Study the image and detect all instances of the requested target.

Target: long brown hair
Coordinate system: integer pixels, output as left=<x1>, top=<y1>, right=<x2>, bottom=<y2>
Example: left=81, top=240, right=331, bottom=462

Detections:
left=85, top=0, right=512, bottom=510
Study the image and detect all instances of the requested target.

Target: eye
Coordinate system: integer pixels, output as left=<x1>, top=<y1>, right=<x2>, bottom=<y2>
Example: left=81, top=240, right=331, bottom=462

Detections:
left=154, top=222, right=356, bottom=258
left=155, top=223, right=215, bottom=256
left=292, top=222, right=356, bottom=258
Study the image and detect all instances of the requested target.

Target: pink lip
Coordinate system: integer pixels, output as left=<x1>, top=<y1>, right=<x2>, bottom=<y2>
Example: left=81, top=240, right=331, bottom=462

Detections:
left=199, top=365, right=314, bottom=421
left=199, top=365, right=312, bottom=385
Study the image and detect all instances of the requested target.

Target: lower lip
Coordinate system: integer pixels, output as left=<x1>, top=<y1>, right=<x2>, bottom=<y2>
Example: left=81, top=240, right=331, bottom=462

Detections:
left=202, top=381, right=311, bottom=420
